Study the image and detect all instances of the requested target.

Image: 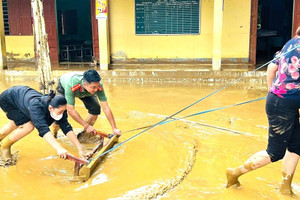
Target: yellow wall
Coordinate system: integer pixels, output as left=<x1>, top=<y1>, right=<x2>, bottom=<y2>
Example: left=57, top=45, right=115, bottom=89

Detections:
left=5, top=36, right=35, bottom=60
left=3, top=0, right=251, bottom=62
left=109, top=0, right=251, bottom=61
left=222, top=0, right=251, bottom=58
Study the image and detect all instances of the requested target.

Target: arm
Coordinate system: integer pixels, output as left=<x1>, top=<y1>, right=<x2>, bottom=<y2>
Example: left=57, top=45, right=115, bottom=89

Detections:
left=66, top=131, right=88, bottom=158
left=267, top=62, right=278, bottom=90
left=100, top=101, right=121, bottom=136
left=63, top=85, right=95, bottom=133
left=57, top=114, right=89, bottom=158
left=43, top=132, right=68, bottom=159
left=67, top=104, right=87, bottom=127
left=67, top=104, right=95, bottom=133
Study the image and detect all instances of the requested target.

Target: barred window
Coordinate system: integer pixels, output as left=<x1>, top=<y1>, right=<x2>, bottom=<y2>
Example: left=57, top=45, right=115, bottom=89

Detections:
left=2, top=0, right=9, bottom=35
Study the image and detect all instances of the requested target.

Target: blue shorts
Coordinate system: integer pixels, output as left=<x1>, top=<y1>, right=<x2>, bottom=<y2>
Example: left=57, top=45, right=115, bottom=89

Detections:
left=266, top=92, right=300, bottom=162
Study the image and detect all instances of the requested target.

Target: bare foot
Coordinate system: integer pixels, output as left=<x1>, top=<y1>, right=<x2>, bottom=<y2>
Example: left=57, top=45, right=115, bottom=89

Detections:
left=226, top=168, right=241, bottom=188
left=279, top=175, right=294, bottom=195
left=279, top=187, right=294, bottom=195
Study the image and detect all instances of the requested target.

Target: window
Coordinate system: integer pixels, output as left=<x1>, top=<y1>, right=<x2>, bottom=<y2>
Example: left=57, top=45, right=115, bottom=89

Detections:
left=2, top=0, right=9, bottom=35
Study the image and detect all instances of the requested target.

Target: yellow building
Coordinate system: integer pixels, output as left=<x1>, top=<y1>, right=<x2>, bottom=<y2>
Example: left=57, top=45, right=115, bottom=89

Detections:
left=0, top=0, right=299, bottom=70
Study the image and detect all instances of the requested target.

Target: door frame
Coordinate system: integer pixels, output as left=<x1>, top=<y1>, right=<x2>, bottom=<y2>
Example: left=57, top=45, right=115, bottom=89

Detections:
left=91, top=0, right=99, bottom=60
left=292, top=0, right=300, bottom=36
left=249, top=0, right=258, bottom=65
left=249, top=0, right=299, bottom=65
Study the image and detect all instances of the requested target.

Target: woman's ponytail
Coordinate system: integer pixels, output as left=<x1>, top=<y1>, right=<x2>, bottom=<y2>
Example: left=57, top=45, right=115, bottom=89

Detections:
left=46, top=90, right=56, bottom=102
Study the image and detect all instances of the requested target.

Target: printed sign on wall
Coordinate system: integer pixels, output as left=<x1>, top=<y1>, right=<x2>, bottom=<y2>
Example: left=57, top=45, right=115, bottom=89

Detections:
left=96, top=0, right=108, bottom=19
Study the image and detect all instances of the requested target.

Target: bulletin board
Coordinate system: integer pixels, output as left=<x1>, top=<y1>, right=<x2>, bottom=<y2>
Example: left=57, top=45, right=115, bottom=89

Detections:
left=135, top=0, right=200, bottom=35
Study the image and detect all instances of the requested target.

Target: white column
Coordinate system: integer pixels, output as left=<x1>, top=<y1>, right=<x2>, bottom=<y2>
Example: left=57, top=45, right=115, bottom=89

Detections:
left=212, top=0, right=224, bottom=71
left=98, top=19, right=110, bottom=70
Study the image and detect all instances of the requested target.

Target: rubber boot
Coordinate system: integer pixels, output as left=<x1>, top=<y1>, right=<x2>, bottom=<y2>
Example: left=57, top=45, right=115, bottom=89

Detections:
left=0, top=131, right=7, bottom=142
left=0, top=137, right=15, bottom=162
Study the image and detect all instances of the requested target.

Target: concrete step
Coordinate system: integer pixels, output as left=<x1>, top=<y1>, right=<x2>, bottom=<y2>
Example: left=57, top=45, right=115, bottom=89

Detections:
left=1, top=62, right=268, bottom=89
left=1, top=68, right=267, bottom=83
left=99, top=70, right=267, bottom=84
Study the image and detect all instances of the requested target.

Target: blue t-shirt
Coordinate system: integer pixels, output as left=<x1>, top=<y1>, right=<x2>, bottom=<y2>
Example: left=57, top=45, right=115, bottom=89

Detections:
left=270, top=37, right=300, bottom=101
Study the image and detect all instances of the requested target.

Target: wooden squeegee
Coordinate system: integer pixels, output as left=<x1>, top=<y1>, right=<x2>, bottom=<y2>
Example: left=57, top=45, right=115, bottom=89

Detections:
left=70, top=133, right=119, bottom=182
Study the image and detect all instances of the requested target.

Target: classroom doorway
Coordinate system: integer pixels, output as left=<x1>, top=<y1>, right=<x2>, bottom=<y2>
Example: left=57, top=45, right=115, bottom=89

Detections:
left=56, top=0, right=94, bottom=63
left=256, top=0, right=294, bottom=63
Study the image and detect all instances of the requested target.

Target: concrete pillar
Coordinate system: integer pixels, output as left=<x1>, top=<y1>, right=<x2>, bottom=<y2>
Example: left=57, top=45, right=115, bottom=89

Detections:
left=212, top=0, right=224, bottom=71
left=98, top=19, right=110, bottom=70
left=0, top=2, right=7, bottom=70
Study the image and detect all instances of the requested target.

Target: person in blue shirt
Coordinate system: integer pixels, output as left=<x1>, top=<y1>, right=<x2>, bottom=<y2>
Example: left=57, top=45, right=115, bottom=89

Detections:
left=0, top=86, right=87, bottom=165
left=226, top=26, right=300, bottom=195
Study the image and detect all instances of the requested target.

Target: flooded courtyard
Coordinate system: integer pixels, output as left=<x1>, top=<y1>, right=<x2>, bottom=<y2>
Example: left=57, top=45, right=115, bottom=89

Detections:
left=0, top=70, right=299, bottom=200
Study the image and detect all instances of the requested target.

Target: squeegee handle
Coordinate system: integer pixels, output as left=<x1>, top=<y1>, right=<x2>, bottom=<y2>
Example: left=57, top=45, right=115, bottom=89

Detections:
left=66, top=154, right=88, bottom=165
left=95, top=130, right=114, bottom=139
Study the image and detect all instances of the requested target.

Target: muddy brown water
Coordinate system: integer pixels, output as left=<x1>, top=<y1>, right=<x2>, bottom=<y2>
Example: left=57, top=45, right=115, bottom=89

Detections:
left=0, top=73, right=299, bottom=200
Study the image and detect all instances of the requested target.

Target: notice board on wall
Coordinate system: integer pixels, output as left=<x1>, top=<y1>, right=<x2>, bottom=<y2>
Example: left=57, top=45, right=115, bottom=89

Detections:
left=135, top=0, right=200, bottom=35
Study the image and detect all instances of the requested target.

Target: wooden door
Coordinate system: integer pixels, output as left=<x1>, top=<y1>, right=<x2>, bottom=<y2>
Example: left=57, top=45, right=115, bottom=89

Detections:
left=7, top=0, right=20, bottom=35
left=91, top=0, right=99, bottom=59
left=43, top=0, right=58, bottom=63
left=293, top=0, right=300, bottom=35
left=7, top=0, right=32, bottom=35
left=20, top=0, right=32, bottom=35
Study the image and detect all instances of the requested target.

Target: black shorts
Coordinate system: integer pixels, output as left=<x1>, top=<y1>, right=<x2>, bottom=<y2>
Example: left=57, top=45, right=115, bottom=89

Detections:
left=0, top=90, right=30, bottom=126
left=266, top=92, right=300, bottom=162
left=56, top=80, right=101, bottom=115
